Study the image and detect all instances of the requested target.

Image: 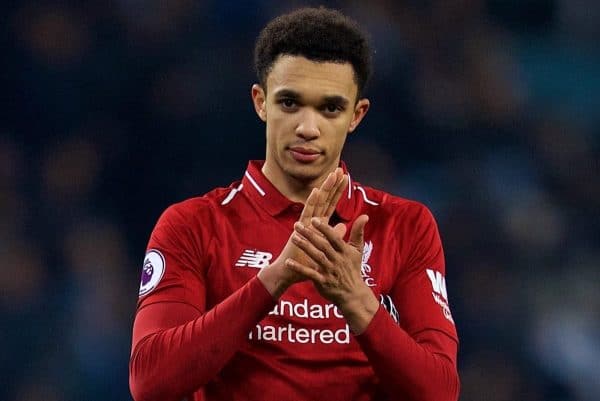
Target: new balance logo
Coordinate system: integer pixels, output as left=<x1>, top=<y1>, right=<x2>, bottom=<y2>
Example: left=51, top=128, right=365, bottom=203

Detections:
left=235, top=249, right=273, bottom=268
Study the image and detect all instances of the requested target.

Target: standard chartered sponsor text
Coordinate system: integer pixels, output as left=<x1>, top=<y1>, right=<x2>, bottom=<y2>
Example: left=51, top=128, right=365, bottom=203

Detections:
left=248, top=298, right=350, bottom=344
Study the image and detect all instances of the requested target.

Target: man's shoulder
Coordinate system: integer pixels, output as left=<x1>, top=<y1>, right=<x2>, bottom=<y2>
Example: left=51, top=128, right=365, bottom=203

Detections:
left=158, top=180, right=244, bottom=223
left=357, top=183, right=433, bottom=218
left=355, top=184, right=439, bottom=234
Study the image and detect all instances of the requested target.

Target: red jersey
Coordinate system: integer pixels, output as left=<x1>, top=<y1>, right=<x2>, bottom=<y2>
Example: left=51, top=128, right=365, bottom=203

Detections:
left=130, top=160, right=459, bottom=401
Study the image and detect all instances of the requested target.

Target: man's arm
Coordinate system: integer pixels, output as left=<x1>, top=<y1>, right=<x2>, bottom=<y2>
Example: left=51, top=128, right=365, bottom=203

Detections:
left=129, top=170, right=348, bottom=401
left=130, top=276, right=277, bottom=401
left=286, top=212, right=459, bottom=401
left=353, top=307, right=459, bottom=401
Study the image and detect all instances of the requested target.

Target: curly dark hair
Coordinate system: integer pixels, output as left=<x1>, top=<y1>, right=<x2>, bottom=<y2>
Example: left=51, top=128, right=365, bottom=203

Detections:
left=254, top=7, right=372, bottom=98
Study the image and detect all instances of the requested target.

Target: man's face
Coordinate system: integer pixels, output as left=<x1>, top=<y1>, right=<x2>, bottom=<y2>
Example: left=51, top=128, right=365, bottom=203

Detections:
left=252, top=55, right=369, bottom=188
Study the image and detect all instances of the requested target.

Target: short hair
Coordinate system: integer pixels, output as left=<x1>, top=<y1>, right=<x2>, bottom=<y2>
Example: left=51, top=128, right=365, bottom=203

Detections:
left=254, top=7, right=372, bottom=98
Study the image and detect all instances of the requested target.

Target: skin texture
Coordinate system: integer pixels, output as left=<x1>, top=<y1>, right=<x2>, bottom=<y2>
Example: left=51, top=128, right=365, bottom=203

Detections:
left=252, top=55, right=378, bottom=333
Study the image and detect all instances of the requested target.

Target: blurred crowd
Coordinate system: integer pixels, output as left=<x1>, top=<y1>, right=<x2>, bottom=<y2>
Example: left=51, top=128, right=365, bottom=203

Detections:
left=2, top=1, right=599, bottom=400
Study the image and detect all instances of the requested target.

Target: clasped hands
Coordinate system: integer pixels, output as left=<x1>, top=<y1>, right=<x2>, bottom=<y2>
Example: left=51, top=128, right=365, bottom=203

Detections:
left=259, top=168, right=378, bottom=333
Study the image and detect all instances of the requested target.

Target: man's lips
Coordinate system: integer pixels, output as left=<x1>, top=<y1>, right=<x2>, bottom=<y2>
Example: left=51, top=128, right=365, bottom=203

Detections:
left=288, top=146, right=322, bottom=163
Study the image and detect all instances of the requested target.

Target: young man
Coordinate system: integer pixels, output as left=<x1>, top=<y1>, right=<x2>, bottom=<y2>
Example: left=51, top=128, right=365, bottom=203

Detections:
left=130, top=7, right=459, bottom=401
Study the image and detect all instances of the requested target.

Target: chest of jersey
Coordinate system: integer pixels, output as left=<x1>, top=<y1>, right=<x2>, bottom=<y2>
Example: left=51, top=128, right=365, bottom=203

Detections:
left=205, top=207, right=397, bottom=302
left=202, top=203, right=400, bottom=349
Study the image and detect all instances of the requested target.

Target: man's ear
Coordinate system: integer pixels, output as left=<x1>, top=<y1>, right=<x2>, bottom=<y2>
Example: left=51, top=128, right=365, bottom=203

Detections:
left=251, top=84, right=267, bottom=122
left=348, top=98, right=370, bottom=133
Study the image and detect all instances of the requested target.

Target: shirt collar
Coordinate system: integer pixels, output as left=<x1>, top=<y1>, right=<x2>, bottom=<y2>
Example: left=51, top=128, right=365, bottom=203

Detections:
left=242, top=160, right=356, bottom=221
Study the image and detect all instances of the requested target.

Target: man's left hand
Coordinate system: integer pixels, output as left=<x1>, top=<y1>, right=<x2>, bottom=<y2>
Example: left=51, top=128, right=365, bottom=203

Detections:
left=286, top=215, right=380, bottom=334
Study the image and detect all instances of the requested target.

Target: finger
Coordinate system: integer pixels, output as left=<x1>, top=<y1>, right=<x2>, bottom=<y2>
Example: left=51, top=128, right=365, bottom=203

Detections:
left=323, top=169, right=342, bottom=208
left=313, top=171, right=338, bottom=217
left=348, top=214, right=369, bottom=250
left=322, top=169, right=338, bottom=191
left=310, top=217, right=346, bottom=252
left=324, top=174, right=348, bottom=218
left=285, top=258, right=326, bottom=284
left=291, top=231, right=335, bottom=270
left=333, top=222, right=347, bottom=238
left=299, top=188, right=318, bottom=223
left=294, top=222, right=338, bottom=261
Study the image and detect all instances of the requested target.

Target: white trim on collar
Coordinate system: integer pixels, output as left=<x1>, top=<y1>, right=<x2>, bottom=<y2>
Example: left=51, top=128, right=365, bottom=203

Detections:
left=221, top=183, right=243, bottom=205
left=245, top=171, right=266, bottom=196
left=347, top=172, right=353, bottom=199
left=356, top=185, right=379, bottom=206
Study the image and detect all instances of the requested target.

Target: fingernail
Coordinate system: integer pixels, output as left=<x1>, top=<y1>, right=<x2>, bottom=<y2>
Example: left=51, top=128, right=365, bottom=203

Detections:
left=296, top=222, right=304, bottom=230
left=311, top=217, right=320, bottom=226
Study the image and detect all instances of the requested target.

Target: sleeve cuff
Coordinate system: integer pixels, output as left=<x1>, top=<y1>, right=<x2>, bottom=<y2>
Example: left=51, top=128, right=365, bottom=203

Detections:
left=247, top=275, right=279, bottom=310
left=355, top=304, right=387, bottom=339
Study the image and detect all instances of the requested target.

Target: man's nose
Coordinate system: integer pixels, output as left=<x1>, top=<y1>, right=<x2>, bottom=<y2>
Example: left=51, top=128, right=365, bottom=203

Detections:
left=295, top=109, right=320, bottom=140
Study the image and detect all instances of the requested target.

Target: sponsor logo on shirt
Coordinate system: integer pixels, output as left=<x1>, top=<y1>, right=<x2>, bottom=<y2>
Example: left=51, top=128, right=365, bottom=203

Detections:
left=361, top=241, right=376, bottom=287
left=249, top=298, right=350, bottom=345
left=426, top=268, right=454, bottom=324
left=139, top=249, right=165, bottom=296
left=235, top=249, right=273, bottom=268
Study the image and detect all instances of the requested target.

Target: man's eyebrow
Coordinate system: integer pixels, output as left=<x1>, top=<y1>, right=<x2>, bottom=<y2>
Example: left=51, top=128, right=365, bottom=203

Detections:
left=273, top=89, right=301, bottom=99
left=273, top=89, right=350, bottom=106
left=322, top=95, right=350, bottom=107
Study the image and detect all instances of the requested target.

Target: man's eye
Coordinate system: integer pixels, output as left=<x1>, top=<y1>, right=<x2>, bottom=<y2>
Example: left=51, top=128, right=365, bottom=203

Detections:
left=281, top=99, right=296, bottom=108
left=324, top=104, right=342, bottom=114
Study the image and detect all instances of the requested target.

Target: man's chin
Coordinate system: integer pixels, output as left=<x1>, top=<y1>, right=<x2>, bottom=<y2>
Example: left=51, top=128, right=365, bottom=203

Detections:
left=285, top=164, right=324, bottom=185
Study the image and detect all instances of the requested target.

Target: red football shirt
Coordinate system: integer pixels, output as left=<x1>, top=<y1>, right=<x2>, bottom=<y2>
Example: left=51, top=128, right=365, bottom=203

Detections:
left=130, top=160, right=459, bottom=401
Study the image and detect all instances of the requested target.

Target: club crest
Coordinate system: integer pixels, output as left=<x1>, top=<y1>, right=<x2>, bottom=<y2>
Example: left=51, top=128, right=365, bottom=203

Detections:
left=361, top=241, right=376, bottom=287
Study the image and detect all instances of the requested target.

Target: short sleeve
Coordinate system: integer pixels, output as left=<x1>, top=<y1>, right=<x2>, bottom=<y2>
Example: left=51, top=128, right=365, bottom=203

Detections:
left=392, top=204, right=457, bottom=342
left=136, top=203, right=206, bottom=313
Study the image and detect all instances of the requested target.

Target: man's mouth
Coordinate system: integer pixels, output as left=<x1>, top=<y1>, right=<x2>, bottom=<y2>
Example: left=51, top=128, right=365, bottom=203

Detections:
left=288, top=146, right=322, bottom=163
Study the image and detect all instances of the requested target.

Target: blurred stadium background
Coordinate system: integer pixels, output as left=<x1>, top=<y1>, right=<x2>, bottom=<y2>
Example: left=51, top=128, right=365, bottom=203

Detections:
left=2, top=1, right=599, bottom=400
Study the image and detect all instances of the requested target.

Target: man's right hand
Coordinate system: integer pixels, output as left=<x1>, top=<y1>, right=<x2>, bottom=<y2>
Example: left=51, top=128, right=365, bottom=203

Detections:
left=257, top=168, right=348, bottom=298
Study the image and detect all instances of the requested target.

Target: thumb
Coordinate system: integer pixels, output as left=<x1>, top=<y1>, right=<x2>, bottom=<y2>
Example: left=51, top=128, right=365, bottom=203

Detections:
left=348, top=214, right=369, bottom=250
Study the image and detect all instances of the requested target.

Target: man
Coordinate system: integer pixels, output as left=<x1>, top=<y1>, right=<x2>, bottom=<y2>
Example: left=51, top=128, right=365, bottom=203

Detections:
left=130, top=7, right=459, bottom=401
